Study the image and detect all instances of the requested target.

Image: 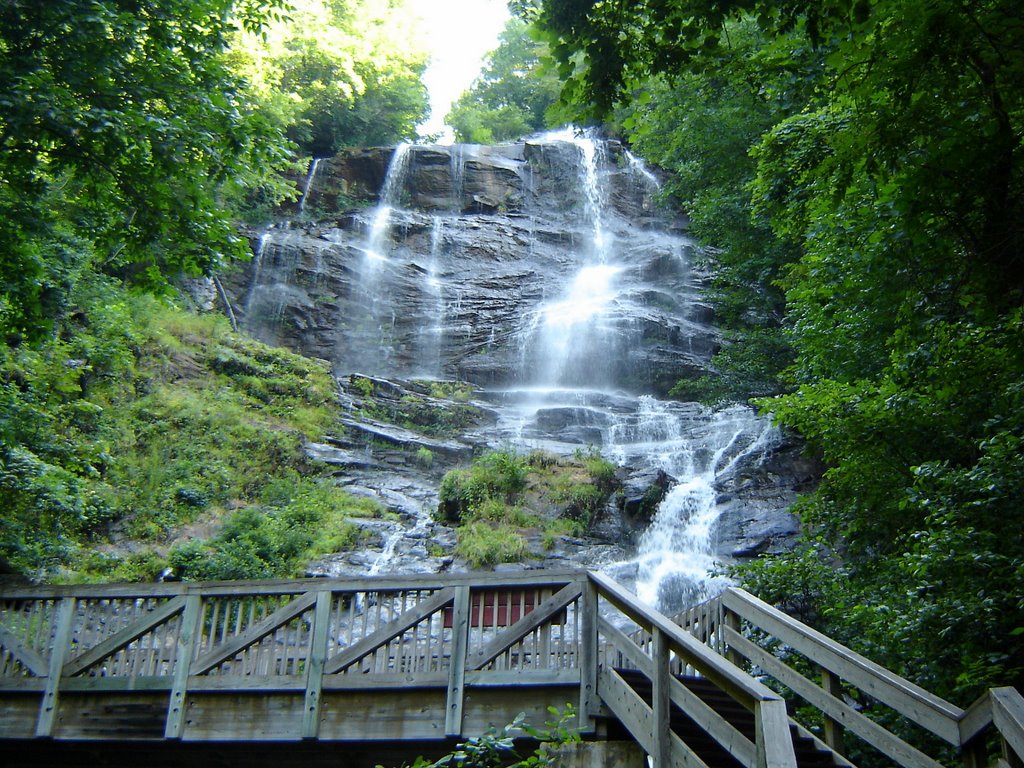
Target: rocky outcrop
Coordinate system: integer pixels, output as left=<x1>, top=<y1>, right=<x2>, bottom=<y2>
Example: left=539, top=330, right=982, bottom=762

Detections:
left=225, top=134, right=815, bottom=600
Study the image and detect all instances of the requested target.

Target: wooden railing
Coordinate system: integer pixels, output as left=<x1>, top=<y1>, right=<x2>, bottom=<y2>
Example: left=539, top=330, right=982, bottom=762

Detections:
left=0, top=571, right=587, bottom=743
left=0, top=572, right=1019, bottom=768
left=677, top=587, right=1024, bottom=768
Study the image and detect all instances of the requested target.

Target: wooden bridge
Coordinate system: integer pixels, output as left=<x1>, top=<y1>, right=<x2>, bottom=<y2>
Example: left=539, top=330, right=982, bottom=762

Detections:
left=0, top=570, right=1021, bottom=768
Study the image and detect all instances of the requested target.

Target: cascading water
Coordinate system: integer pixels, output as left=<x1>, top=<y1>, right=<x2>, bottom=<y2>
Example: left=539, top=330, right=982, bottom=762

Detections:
left=234, top=130, right=782, bottom=613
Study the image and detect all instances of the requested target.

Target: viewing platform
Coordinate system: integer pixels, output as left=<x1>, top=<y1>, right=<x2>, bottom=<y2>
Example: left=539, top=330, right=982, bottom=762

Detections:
left=0, top=570, right=1020, bottom=768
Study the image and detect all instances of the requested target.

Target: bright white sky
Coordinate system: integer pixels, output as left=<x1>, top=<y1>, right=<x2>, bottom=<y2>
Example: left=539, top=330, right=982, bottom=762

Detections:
left=408, top=0, right=511, bottom=142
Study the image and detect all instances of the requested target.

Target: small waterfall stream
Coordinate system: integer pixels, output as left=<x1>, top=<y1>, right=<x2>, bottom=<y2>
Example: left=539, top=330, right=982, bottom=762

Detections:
left=236, top=131, right=782, bottom=613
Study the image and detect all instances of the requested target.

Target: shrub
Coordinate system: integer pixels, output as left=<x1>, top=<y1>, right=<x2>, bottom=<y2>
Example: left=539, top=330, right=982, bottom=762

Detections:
left=455, top=521, right=527, bottom=567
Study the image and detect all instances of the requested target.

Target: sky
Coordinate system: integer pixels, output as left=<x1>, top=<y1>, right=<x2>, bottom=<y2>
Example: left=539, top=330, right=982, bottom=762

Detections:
left=408, top=0, right=511, bottom=142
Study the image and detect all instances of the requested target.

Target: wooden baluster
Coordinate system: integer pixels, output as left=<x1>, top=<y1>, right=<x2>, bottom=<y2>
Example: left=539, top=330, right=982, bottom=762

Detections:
left=821, top=667, right=846, bottom=755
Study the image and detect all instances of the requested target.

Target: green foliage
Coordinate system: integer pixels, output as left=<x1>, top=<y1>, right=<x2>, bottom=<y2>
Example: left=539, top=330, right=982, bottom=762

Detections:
left=166, top=476, right=374, bottom=580
left=454, top=521, right=527, bottom=568
left=447, top=17, right=561, bottom=144
left=230, top=0, right=429, bottom=156
left=385, top=706, right=581, bottom=768
left=0, top=0, right=291, bottom=341
left=437, top=450, right=529, bottom=523
left=531, top=0, right=1024, bottom=708
left=0, top=274, right=351, bottom=580
left=437, top=448, right=620, bottom=565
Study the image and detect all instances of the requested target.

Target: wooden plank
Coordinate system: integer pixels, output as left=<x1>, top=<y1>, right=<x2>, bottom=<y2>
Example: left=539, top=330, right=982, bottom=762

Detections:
left=61, top=676, right=173, bottom=692
left=726, top=627, right=946, bottom=768
left=652, top=628, right=671, bottom=768
left=991, top=687, right=1024, bottom=763
left=190, top=591, right=316, bottom=676
left=322, top=587, right=456, bottom=674
left=0, top=626, right=49, bottom=677
left=0, top=678, right=47, bottom=692
left=0, top=569, right=587, bottom=601
left=165, top=594, right=201, bottom=739
left=445, top=584, right=470, bottom=736
left=579, top=580, right=598, bottom=727
left=464, top=668, right=580, bottom=687
left=323, top=671, right=448, bottom=690
left=598, top=616, right=756, bottom=768
left=722, top=588, right=963, bottom=744
left=62, top=596, right=186, bottom=678
left=590, top=572, right=773, bottom=706
left=187, top=675, right=306, bottom=692
left=301, top=590, right=331, bottom=738
left=822, top=667, right=846, bottom=754
left=959, top=691, right=994, bottom=746
left=598, top=666, right=711, bottom=768
left=35, top=597, right=75, bottom=737
left=467, top=583, right=583, bottom=671
left=755, top=698, right=798, bottom=768
left=599, top=666, right=655, bottom=755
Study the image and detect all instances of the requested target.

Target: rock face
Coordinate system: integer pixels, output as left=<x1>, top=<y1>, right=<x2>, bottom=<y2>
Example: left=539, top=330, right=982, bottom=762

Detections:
left=225, top=134, right=716, bottom=395
left=224, top=131, right=814, bottom=610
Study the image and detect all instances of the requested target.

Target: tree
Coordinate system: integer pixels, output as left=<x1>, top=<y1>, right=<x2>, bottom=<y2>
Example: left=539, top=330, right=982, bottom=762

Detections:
left=447, top=17, right=561, bottom=144
left=527, top=0, right=1024, bottom=702
left=231, top=0, right=430, bottom=156
left=0, top=0, right=290, bottom=341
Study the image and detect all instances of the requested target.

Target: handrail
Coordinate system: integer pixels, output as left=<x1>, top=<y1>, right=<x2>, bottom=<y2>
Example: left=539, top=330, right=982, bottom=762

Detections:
left=589, top=572, right=798, bottom=768
left=721, top=588, right=964, bottom=743
left=681, top=586, right=1024, bottom=768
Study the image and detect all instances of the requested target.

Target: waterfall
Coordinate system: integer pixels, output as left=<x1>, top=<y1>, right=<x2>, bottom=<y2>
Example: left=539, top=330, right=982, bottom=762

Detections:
left=365, top=143, right=412, bottom=264
left=298, top=158, right=324, bottom=214
left=239, top=133, right=781, bottom=612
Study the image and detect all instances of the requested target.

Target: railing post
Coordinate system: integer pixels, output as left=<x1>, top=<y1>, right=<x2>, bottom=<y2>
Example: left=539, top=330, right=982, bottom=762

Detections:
left=821, top=667, right=846, bottom=755
left=755, top=698, right=799, bottom=768
left=445, top=584, right=471, bottom=737
left=723, top=605, right=743, bottom=668
left=36, top=596, right=75, bottom=738
left=578, top=577, right=598, bottom=733
left=165, top=593, right=201, bottom=739
left=651, top=627, right=671, bottom=768
left=302, top=589, right=332, bottom=739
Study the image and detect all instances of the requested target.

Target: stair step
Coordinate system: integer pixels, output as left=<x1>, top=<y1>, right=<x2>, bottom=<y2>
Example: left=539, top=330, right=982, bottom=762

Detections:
left=608, top=669, right=839, bottom=768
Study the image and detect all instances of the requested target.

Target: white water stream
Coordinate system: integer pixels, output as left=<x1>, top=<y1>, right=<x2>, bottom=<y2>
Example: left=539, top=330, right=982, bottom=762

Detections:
left=243, top=130, right=779, bottom=613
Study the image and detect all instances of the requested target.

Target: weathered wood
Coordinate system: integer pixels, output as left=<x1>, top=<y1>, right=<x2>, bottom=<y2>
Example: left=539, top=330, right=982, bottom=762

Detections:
left=63, top=596, right=186, bottom=678
left=959, top=691, right=994, bottom=746
left=599, top=666, right=709, bottom=768
left=821, top=667, right=846, bottom=754
left=579, top=581, right=598, bottom=727
left=652, top=628, right=671, bottom=768
left=992, top=687, right=1024, bottom=765
left=323, top=588, right=455, bottom=675
left=597, top=616, right=755, bottom=768
left=467, top=582, right=582, bottom=671
left=722, top=589, right=963, bottom=744
left=0, top=570, right=586, bottom=600
left=0, top=626, right=48, bottom=677
left=191, top=591, right=316, bottom=676
left=726, top=627, right=946, bottom=768
left=754, top=698, right=798, bottom=768
left=302, top=591, right=331, bottom=738
left=62, top=676, right=173, bottom=692
left=165, top=593, right=200, bottom=739
left=445, top=584, right=470, bottom=737
left=590, top=572, right=774, bottom=706
left=35, top=597, right=75, bottom=737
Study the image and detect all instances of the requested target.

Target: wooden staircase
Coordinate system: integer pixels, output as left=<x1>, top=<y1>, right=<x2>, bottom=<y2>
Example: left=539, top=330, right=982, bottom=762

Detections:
left=610, top=670, right=845, bottom=768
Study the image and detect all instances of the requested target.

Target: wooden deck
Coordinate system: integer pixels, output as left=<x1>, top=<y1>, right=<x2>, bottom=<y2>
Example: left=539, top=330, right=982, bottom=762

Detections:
left=0, top=570, right=1021, bottom=768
